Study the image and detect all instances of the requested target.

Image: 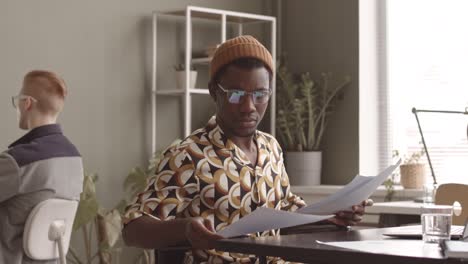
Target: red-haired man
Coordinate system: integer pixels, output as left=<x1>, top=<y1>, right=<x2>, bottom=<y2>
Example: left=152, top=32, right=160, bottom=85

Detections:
left=0, top=70, right=83, bottom=263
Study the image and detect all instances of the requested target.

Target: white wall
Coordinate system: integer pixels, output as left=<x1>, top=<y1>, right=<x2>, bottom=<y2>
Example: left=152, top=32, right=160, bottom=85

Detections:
left=0, top=0, right=270, bottom=209
left=281, top=0, right=360, bottom=184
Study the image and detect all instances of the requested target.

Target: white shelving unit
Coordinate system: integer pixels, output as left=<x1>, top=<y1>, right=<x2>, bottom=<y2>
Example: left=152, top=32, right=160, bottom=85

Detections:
left=152, top=6, right=276, bottom=154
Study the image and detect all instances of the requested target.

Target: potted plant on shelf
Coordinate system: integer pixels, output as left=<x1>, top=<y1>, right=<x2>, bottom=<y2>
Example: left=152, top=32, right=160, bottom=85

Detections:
left=276, top=63, right=351, bottom=185
left=174, top=64, right=197, bottom=90
left=399, top=148, right=426, bottom=189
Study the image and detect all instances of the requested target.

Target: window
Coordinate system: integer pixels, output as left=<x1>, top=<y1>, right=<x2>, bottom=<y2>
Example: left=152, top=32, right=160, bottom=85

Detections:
left=385, top=0, right=468, bottom=184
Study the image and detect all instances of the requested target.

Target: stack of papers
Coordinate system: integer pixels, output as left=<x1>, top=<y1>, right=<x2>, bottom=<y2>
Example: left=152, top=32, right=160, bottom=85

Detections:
left=217, top=160, right=401, bottom=238
left=297, top=160, right=401, bottom=215
left=217, top=208, right=332, bottom=238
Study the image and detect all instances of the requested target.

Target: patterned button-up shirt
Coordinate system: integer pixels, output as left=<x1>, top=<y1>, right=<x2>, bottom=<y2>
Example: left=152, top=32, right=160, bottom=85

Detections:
left=124, top=117, right=305, bottom=263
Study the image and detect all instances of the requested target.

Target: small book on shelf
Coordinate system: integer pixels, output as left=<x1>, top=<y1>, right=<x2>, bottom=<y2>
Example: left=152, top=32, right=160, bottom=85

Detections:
left=442, top=240, right=468, bottom=259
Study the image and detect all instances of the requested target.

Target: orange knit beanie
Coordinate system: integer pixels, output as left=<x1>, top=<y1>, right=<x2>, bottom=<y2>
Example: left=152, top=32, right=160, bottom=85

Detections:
left=210, top=35, right=273, bottom=80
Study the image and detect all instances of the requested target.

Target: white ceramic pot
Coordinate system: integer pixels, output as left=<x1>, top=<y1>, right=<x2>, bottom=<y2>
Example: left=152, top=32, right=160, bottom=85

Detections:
left=285, top=151, right=322, bottom=186
left=176, top=70, right=197, bottom=89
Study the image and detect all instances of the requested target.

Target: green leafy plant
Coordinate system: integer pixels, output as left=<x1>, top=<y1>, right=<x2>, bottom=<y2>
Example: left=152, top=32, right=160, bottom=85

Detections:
left=276, top=62, right=351, bottom=151
left=402, top=148, right=426, bottom=164
left=392, top=145, right=426, bottom=165
left=383, top=150, right=401, bottom=202
left=383, top=178, right=395, bottom=202
left=68, top=139, right=180, bottom=264
left=383, top=147, right=427, bottom=201
left=67, top=173, right=125, bottom=264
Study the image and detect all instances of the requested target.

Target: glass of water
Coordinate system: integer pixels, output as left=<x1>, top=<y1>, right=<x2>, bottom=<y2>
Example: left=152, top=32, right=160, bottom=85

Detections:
left=423, top=183, right=437, bottom=204
left=421, top=204, right=453, bottom=243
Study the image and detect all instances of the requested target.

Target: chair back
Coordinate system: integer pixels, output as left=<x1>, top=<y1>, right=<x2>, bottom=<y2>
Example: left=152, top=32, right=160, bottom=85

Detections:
left=23, top=198, right=78, bottom=260
left=435, top=183, right=468, bottom=225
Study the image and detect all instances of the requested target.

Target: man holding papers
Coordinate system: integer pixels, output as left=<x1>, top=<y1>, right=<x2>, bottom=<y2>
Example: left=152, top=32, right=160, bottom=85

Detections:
left=122, top=36, right=371, bottom=264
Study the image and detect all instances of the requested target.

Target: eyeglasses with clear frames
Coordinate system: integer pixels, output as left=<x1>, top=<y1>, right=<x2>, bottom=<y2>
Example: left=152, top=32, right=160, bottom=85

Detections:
left=217, top=83, right=272, bottom=105
left=11, top=95, right=37, bottom=109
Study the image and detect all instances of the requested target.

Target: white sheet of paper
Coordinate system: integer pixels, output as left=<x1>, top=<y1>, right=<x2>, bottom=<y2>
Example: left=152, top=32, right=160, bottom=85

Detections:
left=217, top=207, right=333, bottom=238
left=317, top=240, right=441, bottom=259
left=297, top=160, right=401, bottom=215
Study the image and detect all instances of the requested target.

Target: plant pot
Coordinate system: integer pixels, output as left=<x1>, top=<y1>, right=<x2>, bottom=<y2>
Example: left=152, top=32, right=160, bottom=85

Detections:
left=175, top=70, right=197, bottom=89
left=400, top=163, right=425, bottom=189
left=285, top=151, right=322, bottom=186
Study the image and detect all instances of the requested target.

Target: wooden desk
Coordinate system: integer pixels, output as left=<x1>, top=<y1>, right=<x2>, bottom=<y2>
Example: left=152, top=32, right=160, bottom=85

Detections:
left=292, top=186, right=424, bottom=226
left=215, top=227, right=468, bottom=264
left=365, top=201, right=463, bottom=227
left=365, top=200, right=423, bottom=227
left=366, top=201, right=424, bottom=215
left=367, top=201, right=463, bottom=215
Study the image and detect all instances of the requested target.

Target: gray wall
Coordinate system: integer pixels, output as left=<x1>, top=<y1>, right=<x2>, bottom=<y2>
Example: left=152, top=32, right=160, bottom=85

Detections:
left=1, top=0, right=359, bottom=195
left=0, top=0, right=270, bottom=210
left=281, top=0, right=359, bottom=184
left=1, top=0, right=359, bottom=260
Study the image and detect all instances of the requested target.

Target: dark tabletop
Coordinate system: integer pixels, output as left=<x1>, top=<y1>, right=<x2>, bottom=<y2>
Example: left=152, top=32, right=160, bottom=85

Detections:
left=215, top=227, right=468, bottom=264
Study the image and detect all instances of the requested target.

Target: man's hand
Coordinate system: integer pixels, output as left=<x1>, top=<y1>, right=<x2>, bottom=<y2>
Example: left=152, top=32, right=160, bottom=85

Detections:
left=185, top=217, right=224, bottom=249
left=328, top=199, right=374, bottom=227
